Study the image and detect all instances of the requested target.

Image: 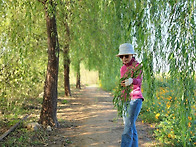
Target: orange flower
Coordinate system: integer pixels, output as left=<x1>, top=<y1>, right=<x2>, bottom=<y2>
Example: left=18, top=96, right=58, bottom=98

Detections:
left=166, top=102, right=170, bottom=109
left=188, top=122, right=191, bottom=128
left=168, top=96, right=172, bottom=100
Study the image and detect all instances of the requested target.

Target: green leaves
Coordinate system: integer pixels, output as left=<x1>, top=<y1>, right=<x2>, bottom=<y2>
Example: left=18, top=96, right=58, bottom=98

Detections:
left=113, top=64, right=143, bottom=116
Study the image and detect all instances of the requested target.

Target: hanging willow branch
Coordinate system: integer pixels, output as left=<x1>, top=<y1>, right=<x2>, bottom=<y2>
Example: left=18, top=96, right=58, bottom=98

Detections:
left=113, top=63, right=143, bottom=116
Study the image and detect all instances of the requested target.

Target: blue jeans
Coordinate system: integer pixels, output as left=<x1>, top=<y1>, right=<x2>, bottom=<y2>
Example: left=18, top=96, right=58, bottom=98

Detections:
left=121, top=99, right=142, bottom=147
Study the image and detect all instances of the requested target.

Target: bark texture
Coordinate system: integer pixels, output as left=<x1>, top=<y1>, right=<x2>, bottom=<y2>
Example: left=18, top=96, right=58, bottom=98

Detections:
left=63, top=48, right=71, bottom=96
left=63, top=15, right=71, bottom=96
left=39, top=0, right=59, bottom=128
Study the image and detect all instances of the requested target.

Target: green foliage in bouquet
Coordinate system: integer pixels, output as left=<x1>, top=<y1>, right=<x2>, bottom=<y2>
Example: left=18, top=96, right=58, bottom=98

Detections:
left=113, top=62, right=143, bottom=117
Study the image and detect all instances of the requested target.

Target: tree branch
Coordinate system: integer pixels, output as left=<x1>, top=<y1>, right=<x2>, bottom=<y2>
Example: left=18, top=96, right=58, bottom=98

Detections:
left=38, top=0, right=47, bottom=5
left=0, top=114, right=30, bottom=141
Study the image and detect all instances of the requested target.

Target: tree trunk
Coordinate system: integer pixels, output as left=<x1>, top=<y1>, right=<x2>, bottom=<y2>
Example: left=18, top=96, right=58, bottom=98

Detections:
left=76, top=61, right=81, bottom=89
left=63, top=48, right=71, bottom=96
left=63, top=14, right=71, bottom=96
left=39, top=0, right=59, bottom=128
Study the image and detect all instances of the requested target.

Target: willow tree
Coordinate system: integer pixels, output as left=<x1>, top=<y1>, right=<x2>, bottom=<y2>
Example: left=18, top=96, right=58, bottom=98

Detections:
left=63, top=15, right=72, bottom=95
left=0, top=0, right=47, bottom=112
left=68, top=1, right=88, bottom=89
left=112, top=0, right=195, bottom=146
left=38, top=0, right=60, bottom=127
left=157, top=1, right=195, bottom=145
left=57, top=0, right=72, bottom=96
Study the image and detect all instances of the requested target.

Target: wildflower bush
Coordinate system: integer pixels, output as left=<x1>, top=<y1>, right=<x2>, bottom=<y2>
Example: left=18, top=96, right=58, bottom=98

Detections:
left=140, top=75, right=196, bottom=146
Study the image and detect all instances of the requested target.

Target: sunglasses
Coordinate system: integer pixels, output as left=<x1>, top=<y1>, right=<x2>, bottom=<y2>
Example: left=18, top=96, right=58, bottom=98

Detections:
left=119, top=55, right=130, bottom=59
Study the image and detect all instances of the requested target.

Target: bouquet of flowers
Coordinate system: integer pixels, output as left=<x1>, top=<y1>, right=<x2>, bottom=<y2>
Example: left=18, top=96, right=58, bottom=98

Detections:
left=113, top=63, right=143, bottom=117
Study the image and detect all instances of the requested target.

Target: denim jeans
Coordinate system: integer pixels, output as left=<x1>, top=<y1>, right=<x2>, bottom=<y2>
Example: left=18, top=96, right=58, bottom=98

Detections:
left=121, top=99, right=142, bottom=147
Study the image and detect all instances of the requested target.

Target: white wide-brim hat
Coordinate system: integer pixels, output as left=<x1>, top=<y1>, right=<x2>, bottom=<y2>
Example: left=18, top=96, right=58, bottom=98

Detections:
left=116, top=43, right=136, bottom=57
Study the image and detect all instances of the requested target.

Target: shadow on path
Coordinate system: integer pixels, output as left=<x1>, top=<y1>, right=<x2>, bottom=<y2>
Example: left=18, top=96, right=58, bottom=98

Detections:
left=54, top=85, right=157, bottom=147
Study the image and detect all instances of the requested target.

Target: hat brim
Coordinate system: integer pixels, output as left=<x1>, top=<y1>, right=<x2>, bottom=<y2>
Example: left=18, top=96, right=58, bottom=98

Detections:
left=116, top=53, right=136, bottom=57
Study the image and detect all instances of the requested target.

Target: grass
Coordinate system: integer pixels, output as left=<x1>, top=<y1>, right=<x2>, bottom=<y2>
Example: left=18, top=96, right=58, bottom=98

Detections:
left=0, top=85, right=77, bottom=147
left=0, top=126, right=59, bottom=147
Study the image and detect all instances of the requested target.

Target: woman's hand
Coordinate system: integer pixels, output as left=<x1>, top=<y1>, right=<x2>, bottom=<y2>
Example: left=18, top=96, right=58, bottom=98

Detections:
left=121, top=80, right=126, bottom=87
left=121, top=78, right=133, bottom=87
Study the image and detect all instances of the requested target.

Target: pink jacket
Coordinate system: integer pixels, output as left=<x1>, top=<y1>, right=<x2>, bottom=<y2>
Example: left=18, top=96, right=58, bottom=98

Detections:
left=120, top=57, right=144, bottom=101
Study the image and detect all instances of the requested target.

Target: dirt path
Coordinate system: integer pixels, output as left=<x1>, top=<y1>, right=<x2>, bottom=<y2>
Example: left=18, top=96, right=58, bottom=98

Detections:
left=54, top=85, right=157, bottom=147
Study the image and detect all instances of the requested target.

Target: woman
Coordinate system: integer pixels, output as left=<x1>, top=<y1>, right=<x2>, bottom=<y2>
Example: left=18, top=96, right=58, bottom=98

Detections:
left=116, top=43, right=144, bottom=147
